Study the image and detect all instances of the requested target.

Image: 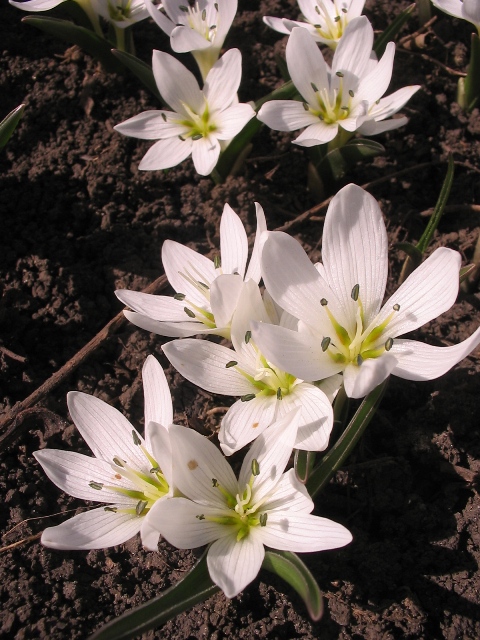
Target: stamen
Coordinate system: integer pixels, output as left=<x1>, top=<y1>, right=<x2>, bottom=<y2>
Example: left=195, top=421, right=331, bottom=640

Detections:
left=241, top=393, right=256, bottom=402
left=196, top=514, right=205, bottom=520
left=321, top=336, right=331, bottom=352
left=89, top=482, right=103, bottom=490
left=334, top=15, right=340, bottom=22
left=201, top=8, right=206, bottom=19
left=104, top=506, right=117, bottom=513
left=393, top=303, right=400, bottom=311
left=245, top=330, right=252, bottom=344
left=191, top=133, right=203, bottom=141
left=214, top=255, right=221, bottom=269
left=225, top=360, right=238, bottom=368
left=174, top=292, right=186, bottom=300
left=356, top=354, right=364, bottom=366
left=311, top=82, right=319, bottom=92
left=351, top=284, right=360, bottom=301
left=179, top=4, right=188, bottom=11
left=136, top=500, right=148, bottom=516
left=132, top=430, right=141, bottom=446
left=113, top=456, right=125, bottom=467
left=336, top=71, right=344, bottom=77
left=320, top=298, right=328, bottom=306
left=161, top=113, right=167, bottom=121
left=184, top=307, right=196, bottom=318
left=251, top=459, right=260, bottom=476
left=276, top=387, right=282, bottom=400
left=259, top=513, right=268, bottom=526
left=303, top=102, right=310, bottom=111
left=212, top=478, right=218, bottom=487
left=349, top=89, right=354, bottom=98
left=385, top=337, right=394, bottom=351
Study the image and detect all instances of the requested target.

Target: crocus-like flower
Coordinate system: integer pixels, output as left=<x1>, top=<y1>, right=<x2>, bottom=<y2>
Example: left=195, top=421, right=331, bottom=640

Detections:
left=116, top=202, right=266, bottom=339
left=9, top=0, right=102, bottom=33
left=251, top=183, right=480, bottom=399
left=114, top=48, right=255, bottom=176
left=431, top=0, right=480, bottom=33
left=148, top=412, right=352, bottom=597
left=263, top=0, right=366, bottom=49
left=258, top=19, right=420, bottom=146
left=146, top=0, right=238, bottom=79
left=34, top=356, right=174, bottom=550
left=163, top=279, right=334, bottom=454
left=92, top=0, right=150, bottom=28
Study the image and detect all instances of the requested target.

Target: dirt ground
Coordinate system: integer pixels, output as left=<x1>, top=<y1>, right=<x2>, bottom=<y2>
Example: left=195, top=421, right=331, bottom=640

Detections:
left=1, top=0, right=480, bottom=638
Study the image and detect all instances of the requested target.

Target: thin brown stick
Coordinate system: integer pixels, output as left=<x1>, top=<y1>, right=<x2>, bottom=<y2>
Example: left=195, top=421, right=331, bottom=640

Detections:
left=0, top=275, right=167, bottom=447
left=397, top=47, right=467, bottom=77
left=420, top=204, right=480, bottom=217
left=0, top=532, right=42, bottom=553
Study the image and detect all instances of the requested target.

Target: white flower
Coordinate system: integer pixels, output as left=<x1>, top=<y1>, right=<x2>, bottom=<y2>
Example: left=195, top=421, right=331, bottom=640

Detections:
left=114, top=48, right=254, bottom=176
left=92, top=0, right=149, bottom=28
left=34, top=356, right=174, bottom=550
left=116, top=202, right=267, bottom=339
left=163, top=280, right=335, bottom=455
left=257, top=19, right=420, bottom=146
left=148, top=412, right=352, bottom=597
left=146, top=0, right=238, bottom=79
left=251, top=183, right=480, bottom=399
left=263, top=0, right=366, bottom=49
left=9, top=0, right=102, bottom=32
left=431, top=0, right=480, bottom=33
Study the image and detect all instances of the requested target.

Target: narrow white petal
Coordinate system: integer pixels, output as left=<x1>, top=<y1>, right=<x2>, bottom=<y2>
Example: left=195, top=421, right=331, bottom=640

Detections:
left=315, top=373, right=343, bottom=403
left=286, top=28, right=329, bottom=106
left=257, top=101, right=319, bottom=132
left=252, top=321, right=344, bottom=382
left=230, top=280, right=269, bottom=352
left=168, top=425, right=238, bottom=506
left=162, top=239, right=216, bottom=303
left=114, top=110, right=187, bottom=140
left=214, top=0, right=238, bottom=44
left=239, top=409, right=301, bottom=504
left=208, top=532, right=265, bottom=598
left=343, top=354, right=398, bottom=398
left=162, top=339, right=254, bottom=396
left=204, top=49, right=242, bottom=110
left=356, top=42, right=395, bottom=104
left=170, top=25, right=212, bottom=52
left=146, top=0, right=175, bottom=35
left=146, top=421, right=173, bottom=488
left=245, top=202, right=268, bottom=284
left=357, top=116, right=409, bottom=136
left=116, top=289, right=200, bottom=322
left=366, top=86, right=420, bottom=121
left=209, top=273, right=245, bottom=329
left=373, top=247, right=461, bottom=339
left=262, top=16, right=292, bottom=35
left=41, top=507, right=141, bottom=550
left=67, top=392, right=148, bottom=471
left=152, top=50, right=204, bottom=114
left=258, top=514, right=352, bottom=553
left=431, top=0, right=465, bottom=22
left=143, top=355, right=173, bottom=432
left=123, top=311, right=211, bottom=338
left=148, top=498, right=229, bottom=548
left=33, top=450, right=138, bottom=504
left=219, top=395, right=278, bottom=455
left=463, top=0, right=480, bottom=25
left=191, top=136, right=221, bottom=175
left=262, top=469, right=313, bottom=513
left=9, top=0, right=63, bottom=10
left=138, top=137, right=193, bottom=171
left=322, top=184, right=388, bottom=329
left=220, top=203, right=248, bottom=278
left=293, top=122, right=339, bottom=146
left=332, top=16, right=373, bottom=77
left=215, top=104, right=255, bottom=140
left=140, top=505, right=161, bottom=551
left=391, top=328, right=480, bottom=380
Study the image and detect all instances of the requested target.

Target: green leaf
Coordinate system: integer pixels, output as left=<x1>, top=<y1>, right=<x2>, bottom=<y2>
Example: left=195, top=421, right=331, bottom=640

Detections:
left=316, top=138, right=385, bottom=183
left=307, top=379, right=388, bottom=499
left=262, top=550, right=324, bottom=621
left=22, top=16, right=124, bottom=74
left=89, top=549, right=219, bottom=640
left=294, top=449, right=316, bottom=483
left=111, top=49, right=160, bottom=100
left=460, top=33, right=480, bottom=111
left=459, top=264, right=476, bottom=283
left=395, top=241, right=423, bottom=269
left=0, top=104, right=25, bottom=150
left=373, top=3, right=415, bottom=57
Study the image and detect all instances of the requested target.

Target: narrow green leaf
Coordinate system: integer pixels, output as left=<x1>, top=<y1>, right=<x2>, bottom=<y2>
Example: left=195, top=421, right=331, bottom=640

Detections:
left=89, top=549, right=218, bottom=640
left=307, top=379, right=388, bottom=499
left=111, top=49, right=161, bottom=100
left=461, top=33, right=480, bottom=111
left=294, top=449, right=316, bottom=483
left=395, top=242, right=423, bottom=267
left=262, top=550, right=324, bottom=621
left=373, top=3, right=415, bottom=57
left=0, top=104, right=25, bottom=150
left=459, top=264, right=476, bottom=283
left=316, top=138, right=385, bottom=183
left=416, top=154, right=454, bottom=254
left=22, top=16, right=124, bottom=74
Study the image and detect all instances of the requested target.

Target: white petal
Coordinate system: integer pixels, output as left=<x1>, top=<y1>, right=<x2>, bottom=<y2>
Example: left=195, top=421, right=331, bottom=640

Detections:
left=208, top=531, right=265, bottom=598
left=123, top=311, right=210, bottom=338
left=143, top=355, right=173, bottom=432
left=146, top=0, right=175, bottom=35
left=191, top=135, right=221, bottom=175
left=293, top=122, right=338, bottom=146
left=140, top=504, right=161, bottom=550
left=279, top=383, right=333, bottom=452
left=114, top=110, right=188, bottom=140
left=357, top=116, right=409, bottom=136
left=431, top=0, right=464, bottom=21
left=463, top=0, right=480, bottom=25
left=257, top=101, right=319, bottom=132
left=9, top=0, right=64, bottom=10
left=391, top=328, right=480, bottom=380
left=343, top=353, right=398, bottom=398
left=162, top=339, right=254, bottom=396
left=230, top=280, right=269, bottom=352
left=372, top=247, right=461, bottom=339
left=213, top=0, right=238, bottom=45
left=287, top=28, right=329, bottom=106
left=251, top=321, right=344, bottom=382
left=366, top=85, right=421, bottom=121
left=41, top=507, right=141, bottom=550
left=332, top=16, right=373, bottom=77
left=67, top=392, right=148, bottom=471
left=147, top=497, right=229, bottom=548
left=170, top=24, right=212, bottom=52
left=356, top=42, right=395, bottom=104
left=215, top=103, right=255, bottom=140
left=168, top=425, right=238, bottom=506
left=262, top=469, right=313, bottom=513
left=245, top=202, right=268, bottom=284
left=162, top=239, right=216, bottom=303
left=116, top=289, right=200, bottom=322
left=152, top=50, right=204, bottom=114
left=220, top=203, right=248, bottom=278
left=204, top=49, right=242, bottom=110
left=209, top=273, right=245, bottom=329
left=315, top=373, right=343, bottom=403
left=33, top=449, right=138, bottom=504
left=322, top=184, right=388, bottom=329
left=146, top=421, right=173, bottom=488
left=219, top=395, right=278, bottom=455
left=238, top=409, right=301, bottom=504
left=262, top=15, right=292, bottom=35
left=258, top=513, right=352, bottom=553
left=138, top=137, right=193, bottom=171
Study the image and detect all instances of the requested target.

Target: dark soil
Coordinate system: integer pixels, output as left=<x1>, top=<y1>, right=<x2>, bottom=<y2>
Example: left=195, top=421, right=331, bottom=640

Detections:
left=1, top=0, right=480, bottom=638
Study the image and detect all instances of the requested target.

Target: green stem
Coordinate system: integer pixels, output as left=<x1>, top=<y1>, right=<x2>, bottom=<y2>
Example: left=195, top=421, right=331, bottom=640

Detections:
left=114, top=25, right=126, bottom=52
left=459, top=33, right=480, bottom=112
